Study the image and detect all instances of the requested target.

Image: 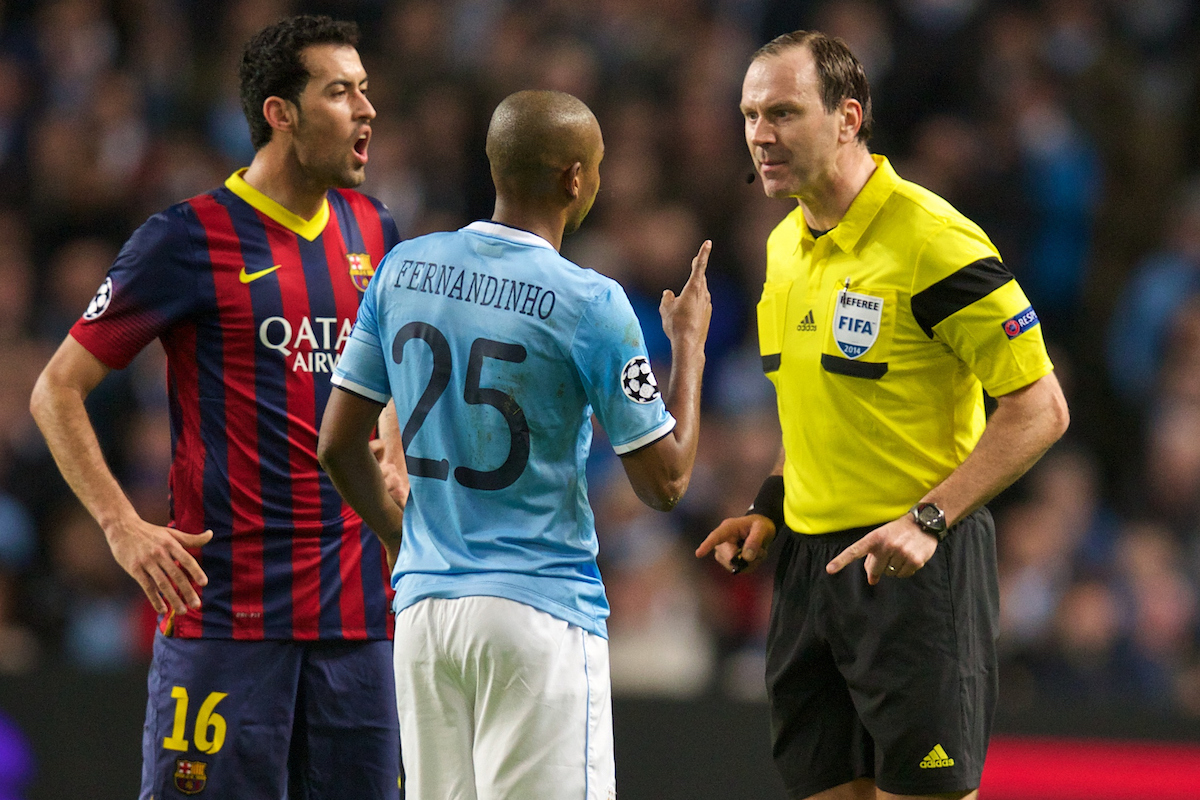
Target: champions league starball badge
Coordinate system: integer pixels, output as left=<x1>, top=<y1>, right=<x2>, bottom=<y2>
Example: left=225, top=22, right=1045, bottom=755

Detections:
left=83, top=277, right=113, bottom=320
left=620, top=355, right=660, bottom=404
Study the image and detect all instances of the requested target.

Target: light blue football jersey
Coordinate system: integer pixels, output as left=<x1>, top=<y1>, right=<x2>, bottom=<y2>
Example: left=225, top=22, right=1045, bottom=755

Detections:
left=332, top=221, right=676, bottom=637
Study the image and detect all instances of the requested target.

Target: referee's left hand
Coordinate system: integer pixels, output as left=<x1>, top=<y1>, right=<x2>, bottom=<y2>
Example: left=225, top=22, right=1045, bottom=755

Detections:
left=825, top=516, right=938, bottom=585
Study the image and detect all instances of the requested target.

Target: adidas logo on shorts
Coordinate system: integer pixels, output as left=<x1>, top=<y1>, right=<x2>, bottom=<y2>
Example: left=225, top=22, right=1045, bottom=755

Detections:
left=796, top=310, right=817, bottom=332
left=919, top=744, right=955, bottom=769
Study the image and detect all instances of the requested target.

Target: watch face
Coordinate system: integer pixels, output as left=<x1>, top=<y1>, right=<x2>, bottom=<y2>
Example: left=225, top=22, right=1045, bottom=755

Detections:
left=916, top=504, right=946, bottom=532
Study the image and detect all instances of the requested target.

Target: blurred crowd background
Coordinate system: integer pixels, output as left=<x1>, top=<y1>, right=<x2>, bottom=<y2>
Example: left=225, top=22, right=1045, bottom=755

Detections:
left=0, top=0, right=1198, bottom=726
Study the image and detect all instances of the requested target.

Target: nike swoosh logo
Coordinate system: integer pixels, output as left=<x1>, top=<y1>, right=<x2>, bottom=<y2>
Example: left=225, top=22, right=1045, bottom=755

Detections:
left=239, top=264, right=282, bottom=284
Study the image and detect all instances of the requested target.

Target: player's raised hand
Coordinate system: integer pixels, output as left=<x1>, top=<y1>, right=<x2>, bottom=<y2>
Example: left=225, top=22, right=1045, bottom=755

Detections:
left=696, top=513, right=777, bottom=574
left=105, top=518, right=212, bottom=615
left=660, top=240, right=712, bottom=345
left=825, top=515, right=938, bottom=585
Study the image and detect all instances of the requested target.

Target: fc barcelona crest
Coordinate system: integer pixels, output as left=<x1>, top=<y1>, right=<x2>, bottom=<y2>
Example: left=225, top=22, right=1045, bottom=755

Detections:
left=347, top=253, right=375, bottom=292
left=174, top=758, right=208, bottom=794
left=832, top=288, right=883, bottom=359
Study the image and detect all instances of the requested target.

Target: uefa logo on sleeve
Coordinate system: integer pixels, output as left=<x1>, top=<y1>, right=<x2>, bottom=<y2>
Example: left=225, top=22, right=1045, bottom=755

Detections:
left=83, top=277, right=113, bottom=320
left=620, top=356, right=660, bottom=404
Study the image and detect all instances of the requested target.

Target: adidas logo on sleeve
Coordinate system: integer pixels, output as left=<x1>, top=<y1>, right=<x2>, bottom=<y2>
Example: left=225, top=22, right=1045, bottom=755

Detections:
left=796, top=309, right=817, bottom=332
left=919, top=744, right=955, bottom=769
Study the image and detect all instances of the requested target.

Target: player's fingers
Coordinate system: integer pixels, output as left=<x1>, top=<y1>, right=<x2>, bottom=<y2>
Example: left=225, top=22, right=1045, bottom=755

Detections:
left=145, top=562, right=190, bottom=615
left=134, top=572, right=168, bottom=615
left=171, top=549, right=208, bottom=592
left=172, top=528, right=213, bottom=549
left=369, top=438, right=386, bottom=458
left=689, top=240, right=712, bottom=279
left=171, top=530, right=212, bottom=588
left=158, top=555, right=203, bottom=609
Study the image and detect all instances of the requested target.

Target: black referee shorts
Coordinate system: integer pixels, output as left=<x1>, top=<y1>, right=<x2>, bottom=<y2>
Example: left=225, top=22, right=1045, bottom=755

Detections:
left=765, top=508, right=999, bottom=799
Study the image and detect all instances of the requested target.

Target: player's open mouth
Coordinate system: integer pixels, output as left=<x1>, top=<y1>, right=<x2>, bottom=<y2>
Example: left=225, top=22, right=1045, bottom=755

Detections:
left=353, top=132, right=370, bottom=164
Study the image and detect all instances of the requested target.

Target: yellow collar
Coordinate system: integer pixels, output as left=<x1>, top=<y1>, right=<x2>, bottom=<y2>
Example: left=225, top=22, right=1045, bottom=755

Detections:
left=800, top=154, right=899, bottom=255
left=224, top=169, right=330, bottom=241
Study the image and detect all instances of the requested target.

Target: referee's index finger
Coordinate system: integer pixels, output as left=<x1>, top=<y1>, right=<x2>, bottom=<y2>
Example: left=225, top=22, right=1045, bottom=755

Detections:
left=826, top=537, right=869, bottom=574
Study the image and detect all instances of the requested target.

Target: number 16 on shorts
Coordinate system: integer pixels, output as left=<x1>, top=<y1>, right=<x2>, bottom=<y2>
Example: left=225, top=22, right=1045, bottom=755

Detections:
left=163, top=686, right=228, bottom=754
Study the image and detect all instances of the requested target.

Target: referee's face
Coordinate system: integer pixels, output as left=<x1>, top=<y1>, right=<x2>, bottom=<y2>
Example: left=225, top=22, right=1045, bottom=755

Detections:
left=741, top=46, right=842, bottom=201
left=292, top=44, right=376, bottom=190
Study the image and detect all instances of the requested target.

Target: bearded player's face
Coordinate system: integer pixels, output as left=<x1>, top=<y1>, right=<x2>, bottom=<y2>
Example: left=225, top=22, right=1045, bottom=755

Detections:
left=291, top=44, right=374, bottom=189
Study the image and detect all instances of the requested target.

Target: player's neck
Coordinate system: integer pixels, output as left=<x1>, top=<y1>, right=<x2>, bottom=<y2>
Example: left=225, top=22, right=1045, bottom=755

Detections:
left=490, top=199, right=565, bottom=252
left=798, top=147, right=876, bottom=232
left=242, top=149, right=329, bottom=221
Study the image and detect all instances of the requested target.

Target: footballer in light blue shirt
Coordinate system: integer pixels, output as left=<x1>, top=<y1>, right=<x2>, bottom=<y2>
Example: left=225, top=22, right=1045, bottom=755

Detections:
left=320, top=89, right=710, bottom=800
left=332, top=220, right=676, bottom=637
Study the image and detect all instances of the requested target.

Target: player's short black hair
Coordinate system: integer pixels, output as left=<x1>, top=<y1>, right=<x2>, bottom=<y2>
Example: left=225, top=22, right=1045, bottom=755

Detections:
left=239, top=15, right=360, bottom=150
left=753, top=30, right=873, bottom=144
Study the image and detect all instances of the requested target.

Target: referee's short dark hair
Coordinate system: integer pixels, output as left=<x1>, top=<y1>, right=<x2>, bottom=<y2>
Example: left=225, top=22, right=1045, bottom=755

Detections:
left=753, top=30, right=873, bottom=145
left=239, top=15, right=360, bottom=150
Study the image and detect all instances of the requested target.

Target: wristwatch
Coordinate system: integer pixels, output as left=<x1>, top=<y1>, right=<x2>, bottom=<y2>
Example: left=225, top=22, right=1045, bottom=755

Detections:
left=910, top=502, right=948, bottom=541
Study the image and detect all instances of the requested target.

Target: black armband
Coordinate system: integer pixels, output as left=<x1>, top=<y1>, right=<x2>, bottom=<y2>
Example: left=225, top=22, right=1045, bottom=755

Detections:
left=748, top=475, right=786, bottom=533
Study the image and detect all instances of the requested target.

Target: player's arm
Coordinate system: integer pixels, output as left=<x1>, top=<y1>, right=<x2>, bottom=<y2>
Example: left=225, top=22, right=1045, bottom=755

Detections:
left=30, top=336, right=212, bottom=614
left=827, top=371, right=1069, bottom=583
left=318, top=387, right=405, bottom=569
left=695, top=444, right=785, bottom=573
left=620, top=241, right=712, bottom=511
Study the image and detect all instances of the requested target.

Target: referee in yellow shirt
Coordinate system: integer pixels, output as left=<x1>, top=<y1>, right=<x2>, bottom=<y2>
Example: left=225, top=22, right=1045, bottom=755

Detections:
left=697, top=31, right=1069, bottom=800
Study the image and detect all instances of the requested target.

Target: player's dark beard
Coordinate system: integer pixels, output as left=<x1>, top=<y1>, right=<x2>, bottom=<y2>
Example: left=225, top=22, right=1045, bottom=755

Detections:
left=295, top=116, right=365, bottom=190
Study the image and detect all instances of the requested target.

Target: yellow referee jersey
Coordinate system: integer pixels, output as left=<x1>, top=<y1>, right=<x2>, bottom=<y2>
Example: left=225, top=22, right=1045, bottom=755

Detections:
left=758, top=155, right=1054, bottom=534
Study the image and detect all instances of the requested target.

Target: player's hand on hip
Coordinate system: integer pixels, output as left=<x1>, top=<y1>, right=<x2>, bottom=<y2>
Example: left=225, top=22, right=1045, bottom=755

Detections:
left=696, top=513, right=776, bottom=574
left=825, top=516, right=938, bottom=585
left=660, top=240, right=712, bottom=345
left=105, top=518, right=212, bottom=615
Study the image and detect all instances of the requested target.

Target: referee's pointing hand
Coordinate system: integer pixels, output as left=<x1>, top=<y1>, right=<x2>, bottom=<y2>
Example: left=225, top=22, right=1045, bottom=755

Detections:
left=826, top=515, right=939, bottom=585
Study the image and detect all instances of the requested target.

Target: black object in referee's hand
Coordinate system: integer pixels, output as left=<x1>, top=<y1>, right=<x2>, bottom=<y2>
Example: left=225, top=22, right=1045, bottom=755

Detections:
left=730, top=548, right=750, bottom=574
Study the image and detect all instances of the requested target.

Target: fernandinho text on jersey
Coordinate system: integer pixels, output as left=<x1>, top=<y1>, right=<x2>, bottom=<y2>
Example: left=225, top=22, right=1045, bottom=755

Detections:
left=391, top=258, right=557, bottom=320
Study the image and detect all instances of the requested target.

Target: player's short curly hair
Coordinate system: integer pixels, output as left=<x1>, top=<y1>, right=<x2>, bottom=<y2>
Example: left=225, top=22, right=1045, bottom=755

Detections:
left=752, top=30, right=873, bottom=145
left=239, top=15, right=360, bottom=150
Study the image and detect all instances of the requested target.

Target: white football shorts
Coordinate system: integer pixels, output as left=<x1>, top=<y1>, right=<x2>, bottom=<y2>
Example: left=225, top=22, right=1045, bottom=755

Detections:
left=393, top=595, right=616, bottom=800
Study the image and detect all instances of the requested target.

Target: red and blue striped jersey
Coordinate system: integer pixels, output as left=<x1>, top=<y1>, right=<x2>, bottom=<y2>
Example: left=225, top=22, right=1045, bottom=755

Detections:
left=70, top=170, right=401, bottom=641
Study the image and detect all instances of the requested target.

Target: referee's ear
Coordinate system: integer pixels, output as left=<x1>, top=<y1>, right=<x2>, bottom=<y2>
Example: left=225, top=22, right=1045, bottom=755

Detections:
left=836, top=98, right=863, bottom=145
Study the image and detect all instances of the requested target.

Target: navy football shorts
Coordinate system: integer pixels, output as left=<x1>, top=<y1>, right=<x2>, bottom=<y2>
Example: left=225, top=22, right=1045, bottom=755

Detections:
left=766, top=508, right=999, bottom=799
left=139, top=634, right=400, bottom=799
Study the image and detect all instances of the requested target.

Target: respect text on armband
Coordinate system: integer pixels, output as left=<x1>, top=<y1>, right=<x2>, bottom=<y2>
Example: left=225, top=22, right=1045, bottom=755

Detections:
left=393, top=259, right=556, bottom=320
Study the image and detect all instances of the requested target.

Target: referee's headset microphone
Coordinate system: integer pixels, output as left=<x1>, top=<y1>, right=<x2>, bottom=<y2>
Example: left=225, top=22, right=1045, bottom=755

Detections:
left=746, top=169, right=757, bottom=184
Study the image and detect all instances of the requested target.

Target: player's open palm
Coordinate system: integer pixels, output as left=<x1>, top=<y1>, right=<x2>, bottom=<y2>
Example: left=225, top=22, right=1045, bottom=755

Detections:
left=106, top=518, right=212, bottom=615
left=660, top=240, right=712, bottom=346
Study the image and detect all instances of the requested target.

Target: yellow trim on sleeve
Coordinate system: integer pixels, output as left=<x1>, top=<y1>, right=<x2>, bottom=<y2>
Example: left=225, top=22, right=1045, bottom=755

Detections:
left=224, top=169, right=330, bottom=241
